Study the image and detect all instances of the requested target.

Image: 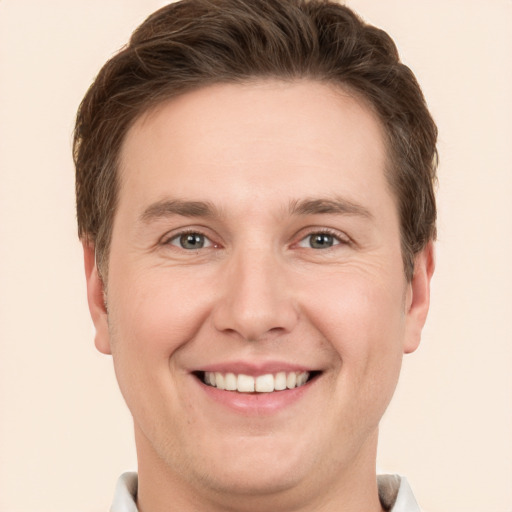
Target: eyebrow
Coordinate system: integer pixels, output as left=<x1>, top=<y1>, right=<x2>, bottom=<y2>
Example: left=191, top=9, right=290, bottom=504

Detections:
left=289, top=197, right=373, bottom=219
left=139, top=196, right=373, bottom=223
left=140, top=199, right=220, bottom=223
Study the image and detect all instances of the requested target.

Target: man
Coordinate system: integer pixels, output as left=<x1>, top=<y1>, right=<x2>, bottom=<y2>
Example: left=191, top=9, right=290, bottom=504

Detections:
left=74, top=0, right=437, bottom=510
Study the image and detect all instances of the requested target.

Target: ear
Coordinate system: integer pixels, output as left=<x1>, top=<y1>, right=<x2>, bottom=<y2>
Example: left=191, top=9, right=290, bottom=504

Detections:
left=403, top=241, right=435, bottom=354
left=82, top=241, right=111, bottom=355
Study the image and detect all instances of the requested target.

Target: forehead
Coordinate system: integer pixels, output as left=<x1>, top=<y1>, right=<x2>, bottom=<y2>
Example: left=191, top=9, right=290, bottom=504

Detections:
left=117, top=80, right=393, bottom=217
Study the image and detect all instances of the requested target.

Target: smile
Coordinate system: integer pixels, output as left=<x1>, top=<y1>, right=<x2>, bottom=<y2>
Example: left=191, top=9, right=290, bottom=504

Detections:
left=199, top=371, right=317, bottom=393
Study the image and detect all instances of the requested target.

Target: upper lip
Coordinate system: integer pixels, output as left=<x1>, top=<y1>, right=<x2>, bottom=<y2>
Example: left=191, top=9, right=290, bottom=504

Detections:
left=192, top=360, right=318, bottom=376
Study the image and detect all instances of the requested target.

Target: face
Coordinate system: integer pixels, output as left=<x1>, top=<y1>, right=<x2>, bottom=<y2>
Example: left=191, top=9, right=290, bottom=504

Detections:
left=85, top=80, right=433, bottom=506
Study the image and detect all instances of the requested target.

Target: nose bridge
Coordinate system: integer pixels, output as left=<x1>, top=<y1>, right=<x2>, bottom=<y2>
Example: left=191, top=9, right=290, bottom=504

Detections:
left=213, top=241, right=298, bottom=341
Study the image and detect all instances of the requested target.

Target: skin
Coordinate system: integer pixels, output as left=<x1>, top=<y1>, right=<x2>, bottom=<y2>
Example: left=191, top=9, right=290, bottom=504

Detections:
left=83, top=80, right=434, bottom=512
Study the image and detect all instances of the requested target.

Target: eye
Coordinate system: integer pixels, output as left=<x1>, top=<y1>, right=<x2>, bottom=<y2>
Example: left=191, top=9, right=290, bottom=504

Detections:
left=297, top=231, right=346, bottom=249
left=167, top=232, right=213, bottom=250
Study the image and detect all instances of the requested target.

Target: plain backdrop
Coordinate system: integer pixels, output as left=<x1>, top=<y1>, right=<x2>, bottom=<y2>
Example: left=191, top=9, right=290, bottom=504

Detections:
left=0, top=1, right=511, bottom=511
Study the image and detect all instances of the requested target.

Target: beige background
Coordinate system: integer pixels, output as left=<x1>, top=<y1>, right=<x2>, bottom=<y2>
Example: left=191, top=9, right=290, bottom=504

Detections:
left=0, top=1, right=511, bottom=511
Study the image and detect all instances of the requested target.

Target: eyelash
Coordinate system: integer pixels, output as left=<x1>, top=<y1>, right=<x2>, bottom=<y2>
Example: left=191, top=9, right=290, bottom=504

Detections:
left=162, top=227, right=350, bottom=251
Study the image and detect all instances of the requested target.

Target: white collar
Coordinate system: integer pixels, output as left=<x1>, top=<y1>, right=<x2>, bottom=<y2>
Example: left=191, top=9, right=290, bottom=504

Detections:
left=377, top=474, right=422, bottom=511
left=110, top=472, right=138, bottom=512
left=110, top=472, right=421, bottom=512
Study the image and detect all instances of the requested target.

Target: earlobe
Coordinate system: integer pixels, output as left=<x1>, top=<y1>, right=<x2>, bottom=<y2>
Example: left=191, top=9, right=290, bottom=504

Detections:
left=403, top=241, right=435, bottom=354
left=82, top=241, right=111, bottom=355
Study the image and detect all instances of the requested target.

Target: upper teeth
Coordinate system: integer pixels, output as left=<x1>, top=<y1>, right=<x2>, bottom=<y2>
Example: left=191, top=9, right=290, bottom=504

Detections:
left=204, top=371, right=310, bottom=393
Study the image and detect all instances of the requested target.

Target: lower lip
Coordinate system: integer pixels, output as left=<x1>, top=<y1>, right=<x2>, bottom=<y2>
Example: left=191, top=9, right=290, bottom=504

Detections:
left=195, top=378, right=315, bottom=415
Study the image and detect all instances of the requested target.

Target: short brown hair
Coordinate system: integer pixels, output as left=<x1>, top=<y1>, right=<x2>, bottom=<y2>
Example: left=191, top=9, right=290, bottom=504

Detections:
left=74, top=0, right=437, bottom=280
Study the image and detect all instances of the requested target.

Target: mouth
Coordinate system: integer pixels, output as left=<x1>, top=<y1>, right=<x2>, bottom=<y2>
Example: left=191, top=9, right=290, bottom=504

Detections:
left=194, top=370, right=321, bottom=393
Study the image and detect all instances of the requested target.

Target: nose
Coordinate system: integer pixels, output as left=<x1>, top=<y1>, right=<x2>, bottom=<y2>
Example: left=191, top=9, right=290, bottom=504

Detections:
left=212, top=246, right=299, bottom=342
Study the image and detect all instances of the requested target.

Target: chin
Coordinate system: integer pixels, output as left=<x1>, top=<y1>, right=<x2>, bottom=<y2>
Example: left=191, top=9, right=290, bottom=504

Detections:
left=197, top=460, right=303, bottom=497
left=183, top=434, right=314, bottom=497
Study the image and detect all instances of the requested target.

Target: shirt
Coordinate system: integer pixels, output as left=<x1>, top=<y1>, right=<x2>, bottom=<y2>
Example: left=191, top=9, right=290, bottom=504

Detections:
left=110, top=472, right=421, bottom=512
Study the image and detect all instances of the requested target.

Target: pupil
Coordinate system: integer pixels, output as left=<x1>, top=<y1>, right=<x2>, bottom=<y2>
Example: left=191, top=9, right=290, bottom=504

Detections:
left=311, top=233, right=333, bottom=249
left=180, top=233, right=204, bottom=249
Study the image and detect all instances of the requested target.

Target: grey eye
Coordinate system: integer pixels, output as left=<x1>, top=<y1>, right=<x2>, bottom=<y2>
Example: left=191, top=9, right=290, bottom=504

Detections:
left=171, top=233, right=209, bottom=250
left=308, top=233, right=335, bottom=249
left=297, top=232, right=344, bottom=250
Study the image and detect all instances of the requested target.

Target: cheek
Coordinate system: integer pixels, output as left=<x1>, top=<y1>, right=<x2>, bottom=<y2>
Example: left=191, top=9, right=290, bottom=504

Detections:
left=105, top=270, right=212, bottom=431
left=306, top=265, right=405, bottom=336
left=109, top=268, right=213, bottom=358
left=104, top=268, right=214, bottom=421
left=303, top=269, right=406, bottom=392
